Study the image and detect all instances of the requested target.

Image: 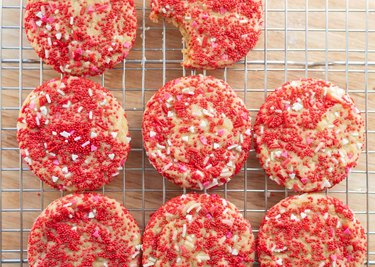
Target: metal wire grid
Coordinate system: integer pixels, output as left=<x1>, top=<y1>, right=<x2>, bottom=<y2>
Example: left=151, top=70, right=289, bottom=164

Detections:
left=0, top=0, right=374, bottom=265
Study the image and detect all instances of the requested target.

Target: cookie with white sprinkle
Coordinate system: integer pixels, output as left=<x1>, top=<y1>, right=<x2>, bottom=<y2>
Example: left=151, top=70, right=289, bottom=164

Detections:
left=142, top=193, right=255, bottom=266
left=254, top=78, right=365, bottom=192
left=142, top=75, right=252, bottom=190
left=24, top=0, right=137, bottom=76
left=150, top=0, right=263, bottom=69
left=28, top=193, right=141, bottom=266
left=17, top=76, right=131, bottom=191
left=258, top=193, right=367, bottom=266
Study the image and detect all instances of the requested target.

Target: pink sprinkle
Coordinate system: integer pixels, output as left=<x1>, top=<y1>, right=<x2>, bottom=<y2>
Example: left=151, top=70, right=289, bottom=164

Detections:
left=121, top=159, right=125, bottom=165
left=47, top=17, right=54, bottom=23
left=203, top=181, right=210, bottom=187
left=301, top=177, right=308, bottom=184
left=123, top=41, right=131, bottom=48
left=211, top=43, right=218, bottom=49
left=29, top=101, right=35, bottom=109
left=202, top=14, right=209, bottom=19
left=347, top=255, right=353, bottom=261
left=92, top=195, right=100, bottom=202
left=347, top=153, right=353, bottom=159
left=343, top=227, right=351, bottom=235
left=123, top=51, right=129, bottom=57
left=200, top=135, right=208, bottom=145
left=30, top=20, right=37, bottom=30
left=192, top=20, right=198, bottom=27
left=180, top=246, right=187, bottom=254
left=69, top=130, right=75, bottom=135
left=87, top=5, right=95, bottom=13
left=53, top=160, right=59, bottom=165
left=206, top=213, right=212, bottom=219
left=164, top=93, right=171, bottom=100
left=306, top=137, right=313, bottom=145
left=178, top=164, right=187, bottom=172
left=241, top=111, right=248, bottom=120
left=331, top=255, right=337, bottom=261
left=75, top=48, right=83, bottom=55
left=226, top=232, right=232, bottom=238
left=93, top=229, right=100, bottom=238
left=220, top=7, right=226, bottom=14
left=217, top=129, right=225, bottom=137
left=41, top=16, right=48, bottom=23
left=346, top=167, right=352, bottom=173
left=174, top=79, right=181, bottom=85
left=91, top=145, right=97, bottom=151
left=96, top=4, right=109, bottom=11
left=91, top=66, right=99, bottom=72
left=221, top=54, right=229, bottom=61
left=281, top=151, right=288, bottom=158
left=176, top=95, right=183, bottom=101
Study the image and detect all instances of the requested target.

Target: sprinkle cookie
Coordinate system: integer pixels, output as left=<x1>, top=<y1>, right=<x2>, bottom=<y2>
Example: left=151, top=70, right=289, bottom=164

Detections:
left=142, top=75, right=252, bottom=190
left=258, top=194, right=367, bottom=266
left=28, top=193, right=142, bottom=266
left=150, top=0, right=263, bottom=69
left=142, top=193, right=255, bottom=266
left=254, top=78, right=365, bottom=192
left=24, top=0, right=137, bottom=76
left=17, top=76, right=131, bottom=191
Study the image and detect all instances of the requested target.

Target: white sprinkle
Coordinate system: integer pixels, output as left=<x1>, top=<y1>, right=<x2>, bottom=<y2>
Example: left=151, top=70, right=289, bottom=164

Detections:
left=185, top=16, right=191, bottom=20
left=46, top=24, right=52, bottom=31
left=196, top=254, right=210, bottom=262
left=226, top=161, right=234, bottom=167
left=136, top=244, right=142, bottom=251
left=275, top=214, right=281, bottom=219
left=57, top=89, right=65, bottom=96
left=77, top=106, right=83, bottom=113
left=52, top=176, right=59, bottom=183
left=60, top=131, right=70, bottom=138
left=213, top=143, right=220, bottom=149
left=62, top=101, right=71, bottom=108
left=88, top=211, right=95, bottom=219
left=167, top=111, right=174, bottom=117
left=200, top=120, right=207, bottom=128
left=88, top=88, right=93, bottom=96
left=111, top=132, right=118, bottom=138
left=45, top=94, right=51, bottom=103
left=186, top=203, right=201, bottom=213
left=72, top=154, right=78, bottom=161
left=186, top=214, right=193, bottom=222
left=131, top=251, right=140, bottom=259
left=163, top=163, right=172, bottom=171
left=70, top=17, right=74, bottom=25
left=52, top=131, right=57, bottom=135
left=289, top=173, right=296, bottom=179
left=36, top=11, right=43, bottom=18
left=342, top=138, right=349, bottom=145
left=126, top=137, right=132, bottom=143
left=62, top=166, right=68, bottom=173
left=328, top=167, right=333, bottom=173
left=143, top=263, right=154, bottom=267
left=90, top=132, right=98, bottom=138
left=108, top=153, right=115, bottom=160
left=47, top=37, right=52, bottom=46
left=36, top=20, right=42, bottom=27
left=300, top=212, right=307, bottom=219
left=150, top=131, right=156, bottom=137
left=35, top=116, right=40, bottom=126
left=182, top=87, right=194, bottom=95
left=231, top=248, right=239, bottom=255
left=89, top=111, right=93, bottom=120
left=59, top=82, right=66, bottom=88
left=206, top=178, right=219, bottom=189
left=239, top=134, right=244, bottom=143
left=182, top=224, right=187, bottom=237
left=188, top=126, right=195, bottom=133
left=74, top=136, right=81, bottom=141
left=245, top=128, right=251, bottom=136
left=227, top=144, right=238, bottom=150
left=182, top=136, right=189, bottom=142
left=356, top=142, right=362, bottom=149
left=324, top=213, right=329, bottom=220
left=55, top=32, right=62, bottom=40
left=315, top=142, right=324, bottom=153
left=45, top=49, right=49, bottom=59
left=321, top=179, right=332, bottom=189
left=292, top=102, right=303, bottom=111
left=239, top=19, right=248, bottom=24
left=202, top=109, right=214, bottom=117
left=81, top=141, right=90, bottom=147
left=336, top=220, right=342, bottom=228
left=276, top=258, right=283, bottom=265
left=290, top=214, right=298, bottom=221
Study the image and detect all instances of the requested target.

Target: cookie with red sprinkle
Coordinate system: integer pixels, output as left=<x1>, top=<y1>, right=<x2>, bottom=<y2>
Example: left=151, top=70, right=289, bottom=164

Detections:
left=24, top=0, right=137, bottom=76
left=254, top=78, right=365, bottom=192
left=17, top=76, right=131, bottom=191
left=142, top=75, right=252, bottom=190
left=258, top=193, right=367, bottom=266
left=142, top=193, right=255, bottom=266
left=28, top=193, right=142, bottom=267
left=150, top=0, right=263, bottom=69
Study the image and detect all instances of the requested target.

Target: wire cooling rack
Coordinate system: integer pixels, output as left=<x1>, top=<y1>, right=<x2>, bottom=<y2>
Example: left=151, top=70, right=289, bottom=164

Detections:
left=1, top=0, right=374, bottom=265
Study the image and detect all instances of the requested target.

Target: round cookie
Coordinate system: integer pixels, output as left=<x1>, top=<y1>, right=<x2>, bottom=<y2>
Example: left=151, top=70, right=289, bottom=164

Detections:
left=142, top=193, right=255, bottom=266
left=254, top=78, right=365, bottom=192
left=142, top=75, right=252, bottom=190
left=28, top=193, right=142, bottom=266
left=258, top=194, right=367, bottom=266
left=17, top=76, right=131, bottom=191
left=24, top=0, right=137, bottom=76
left=150, top=0, right=263, bottom=69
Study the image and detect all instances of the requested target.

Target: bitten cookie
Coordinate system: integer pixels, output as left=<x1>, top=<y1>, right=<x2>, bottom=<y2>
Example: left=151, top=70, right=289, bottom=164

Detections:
left=142, top=193, right=255, bottom=266
left=254, top=78, right=365, bottom=192
left=258, top=194, right=367, bottom=267
left=28, top=193, right=142, bottom=267
left=150, top=0, right=263, bottom=69
left=142, top=75, right=252, bottom=190
left=24, top=0, right=137, bottom=76
left=17, top=76, right=131, bottom=191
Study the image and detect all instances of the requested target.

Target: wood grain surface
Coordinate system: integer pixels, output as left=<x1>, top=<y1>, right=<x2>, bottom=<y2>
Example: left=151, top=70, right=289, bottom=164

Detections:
left=1, top=0, right=375, bottom=265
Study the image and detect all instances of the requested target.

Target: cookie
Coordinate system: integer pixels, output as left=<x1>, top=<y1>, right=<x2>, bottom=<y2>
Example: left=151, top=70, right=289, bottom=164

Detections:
left=150, top=0, right=263, bottom=69
left=24, top=0, right=137, bottom=76
left=28, top=193, right=142, bottom=266
left=17, top=76, right=131, bottom=191
left=142, top=193, right=255, bottom=266
left=254, top=78, right=365, bottom=192
left=258, top=193, right=367, bottom=266
left=142, top=75, right=252, bottom=190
